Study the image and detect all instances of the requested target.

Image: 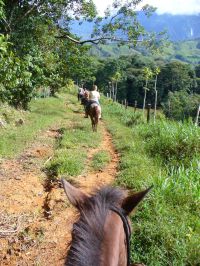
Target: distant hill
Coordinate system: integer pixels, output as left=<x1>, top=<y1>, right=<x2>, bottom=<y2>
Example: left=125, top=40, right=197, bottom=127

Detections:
left=70, top=13, right=200, bottom=42
left=89, top=38, right=200, bottom=65
left=159, top=38, right=200, bottom=64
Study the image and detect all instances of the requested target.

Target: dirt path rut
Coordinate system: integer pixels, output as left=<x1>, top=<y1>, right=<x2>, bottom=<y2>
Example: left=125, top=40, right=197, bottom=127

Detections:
left=0, top=122, right=119, bottom=266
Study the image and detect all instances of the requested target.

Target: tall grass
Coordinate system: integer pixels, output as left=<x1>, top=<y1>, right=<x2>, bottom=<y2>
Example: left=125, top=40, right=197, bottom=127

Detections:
left=137, top=121, right=200, bottom=167
left=102, top=98, right=200, bottom=265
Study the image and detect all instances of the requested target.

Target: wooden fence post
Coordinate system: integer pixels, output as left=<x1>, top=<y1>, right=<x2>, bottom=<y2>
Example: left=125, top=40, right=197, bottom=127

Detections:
left=195, top=104, right=200, bottom=126
left=124, top=99, right=127, bottom=109
left=134, top=101, right=137, bottom=112
left=147, top=103, right=151, bottom=123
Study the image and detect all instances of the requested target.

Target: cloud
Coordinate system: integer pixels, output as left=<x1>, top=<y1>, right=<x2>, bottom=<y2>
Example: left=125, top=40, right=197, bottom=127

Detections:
left=93, top=0, right=200, bottom=15
left=141, top=0, right=200, bottom=15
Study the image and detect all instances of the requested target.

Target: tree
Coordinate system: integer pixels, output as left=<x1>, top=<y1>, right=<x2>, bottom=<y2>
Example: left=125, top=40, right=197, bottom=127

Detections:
left=157, top=61, right=196, bottom=104
left=0, top=1, right=164, bottom=109
left=57, top=1, right=162, bottom=48
left=153, top=66, right=160, bottom=123
left=162, top=90, right=200, bottom=121
left=142, top=67, right=153, bottom=113
left=0, top=1, right=98, bottom=107
left=0, top=0, right=160, bottom=48
left=0, top=53, right=35, bottom=109
left=195, top=65, right=200, bottom=78
left=110, top=71, right=122, bottom=101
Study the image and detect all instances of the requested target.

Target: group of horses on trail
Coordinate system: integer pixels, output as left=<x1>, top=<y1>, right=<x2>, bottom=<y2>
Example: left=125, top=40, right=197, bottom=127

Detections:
left=60, top=85, right=152, bottom=265
left=78, top=85, right=101, bottom=132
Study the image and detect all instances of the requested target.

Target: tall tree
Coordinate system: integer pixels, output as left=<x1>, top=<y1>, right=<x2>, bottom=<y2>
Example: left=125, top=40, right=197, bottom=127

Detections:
left=153, top=66, right=160, bottom=123
left=157, top=61, right=196, bottom=102
left=142, top=66, right=153, bottom=113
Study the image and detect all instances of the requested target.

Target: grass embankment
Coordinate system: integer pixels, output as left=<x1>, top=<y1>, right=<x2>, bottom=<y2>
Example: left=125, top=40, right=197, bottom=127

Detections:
left=102, top=98, right=200, bottom=266
left=0, top=96, right=69, bottom=157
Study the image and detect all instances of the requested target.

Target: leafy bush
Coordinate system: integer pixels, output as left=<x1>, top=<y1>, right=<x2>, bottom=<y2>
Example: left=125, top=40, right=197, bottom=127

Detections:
left=0, top=53, right=34, bottom=109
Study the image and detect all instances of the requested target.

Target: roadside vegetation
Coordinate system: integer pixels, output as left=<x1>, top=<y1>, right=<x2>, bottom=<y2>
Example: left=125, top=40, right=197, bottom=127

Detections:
left=102, top=98, right=200, bottom=266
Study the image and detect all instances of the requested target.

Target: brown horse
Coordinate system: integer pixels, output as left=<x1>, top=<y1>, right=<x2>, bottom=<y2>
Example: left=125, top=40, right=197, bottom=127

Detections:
left=88, top=103, right=100, bottom=132
left=62, top=179, right=151, bottom=266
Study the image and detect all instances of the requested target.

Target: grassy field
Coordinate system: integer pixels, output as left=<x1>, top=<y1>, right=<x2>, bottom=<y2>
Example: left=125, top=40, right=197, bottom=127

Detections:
left=102, top=98, right=200, bottom=266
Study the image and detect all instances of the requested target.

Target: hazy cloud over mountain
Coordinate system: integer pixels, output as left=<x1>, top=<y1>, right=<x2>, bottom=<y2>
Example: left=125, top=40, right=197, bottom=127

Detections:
left=93, top=0, right=200, bottom=16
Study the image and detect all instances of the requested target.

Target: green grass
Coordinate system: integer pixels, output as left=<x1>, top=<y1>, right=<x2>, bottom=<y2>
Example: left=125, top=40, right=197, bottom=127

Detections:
left=91, top=150, right=111, bottom=171
left=0, top=95, right=68, bottom=157
left=46, top=94, right=102, bottom=178
left=102, top=98, right=200, bottom=266
left=46, top=148, right=86, bottom=177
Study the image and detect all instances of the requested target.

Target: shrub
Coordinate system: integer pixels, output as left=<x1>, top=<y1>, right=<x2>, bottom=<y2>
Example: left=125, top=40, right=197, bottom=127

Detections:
left=124, top=111, right=143, bottom=126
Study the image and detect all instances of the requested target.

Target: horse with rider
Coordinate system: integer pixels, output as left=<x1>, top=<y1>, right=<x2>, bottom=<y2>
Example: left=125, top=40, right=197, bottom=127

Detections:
left=81, top=85, right=101, bottom=131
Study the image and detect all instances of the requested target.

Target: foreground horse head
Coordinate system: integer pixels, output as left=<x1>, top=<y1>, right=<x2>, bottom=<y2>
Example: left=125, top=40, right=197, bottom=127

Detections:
left=62, top=179, right=151, bottom=266
left=88, top=103, right=100, bottom=132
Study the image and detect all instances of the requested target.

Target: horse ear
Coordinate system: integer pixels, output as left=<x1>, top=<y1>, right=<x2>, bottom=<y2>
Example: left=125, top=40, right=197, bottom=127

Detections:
left=122, top=186, right=153, bottom=215
left=61, top=179, right=89, bottom=209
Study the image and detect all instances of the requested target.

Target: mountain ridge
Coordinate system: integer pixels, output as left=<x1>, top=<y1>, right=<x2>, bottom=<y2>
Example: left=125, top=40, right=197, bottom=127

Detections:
left=69, top=13, right=200, bottom=42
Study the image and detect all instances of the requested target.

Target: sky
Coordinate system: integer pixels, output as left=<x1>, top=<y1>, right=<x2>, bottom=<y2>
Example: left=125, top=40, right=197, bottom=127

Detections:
left=93, top=0, right=200, bottom=16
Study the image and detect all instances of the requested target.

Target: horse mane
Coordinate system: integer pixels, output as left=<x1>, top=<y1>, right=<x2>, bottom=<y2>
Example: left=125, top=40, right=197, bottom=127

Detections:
left=65, top=186, right=125, bottom=266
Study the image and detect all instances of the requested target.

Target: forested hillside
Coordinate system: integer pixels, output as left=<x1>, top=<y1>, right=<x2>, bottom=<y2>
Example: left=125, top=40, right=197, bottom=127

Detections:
left=90, top=38, right=200, bottom=64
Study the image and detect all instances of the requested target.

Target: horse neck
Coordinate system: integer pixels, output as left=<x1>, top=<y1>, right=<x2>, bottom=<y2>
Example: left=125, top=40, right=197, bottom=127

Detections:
left=101, top=211, right=127, bottom=266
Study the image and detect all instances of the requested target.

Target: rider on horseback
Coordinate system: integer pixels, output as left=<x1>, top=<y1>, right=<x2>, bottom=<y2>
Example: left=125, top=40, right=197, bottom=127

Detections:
left=84, top=85, right=101, bottom=119
left=77, top=86, right=84, bottom=102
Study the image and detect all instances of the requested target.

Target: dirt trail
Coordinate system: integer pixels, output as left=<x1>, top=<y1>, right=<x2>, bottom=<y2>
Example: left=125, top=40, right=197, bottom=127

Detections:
left=0, top=121, right=119, bottom=265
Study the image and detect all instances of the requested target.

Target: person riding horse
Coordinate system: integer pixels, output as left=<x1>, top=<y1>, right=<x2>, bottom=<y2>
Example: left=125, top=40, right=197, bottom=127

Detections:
left=84, top=85, right=101, bottom=119
left=77, top=86, right=84, bottom=102
left=81, top=88, right=89, bottom=115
